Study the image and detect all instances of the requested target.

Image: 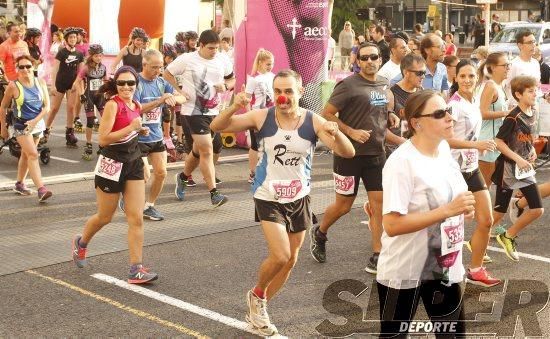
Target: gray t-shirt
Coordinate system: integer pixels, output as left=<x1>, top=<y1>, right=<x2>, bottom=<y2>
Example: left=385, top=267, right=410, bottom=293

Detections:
left=329, top=74, right=390, bottom=155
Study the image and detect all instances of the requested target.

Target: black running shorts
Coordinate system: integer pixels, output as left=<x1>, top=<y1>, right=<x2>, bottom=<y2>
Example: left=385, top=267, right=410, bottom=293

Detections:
left=333, top=154, right=386, bottom=195
left=139, top=140, right=166, bottom=156
left=461, top=168, right=487, bottom=193
left=95, top=157, right=144, bottom=193
left=254, top=195, right=312, bottom=233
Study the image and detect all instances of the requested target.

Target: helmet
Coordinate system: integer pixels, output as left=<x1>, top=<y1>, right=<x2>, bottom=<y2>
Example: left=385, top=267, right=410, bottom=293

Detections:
left=63, top=26, right=80, bottom=39
left=185, top=31, right=198, bottom=40
left=76, top=27, right=87, bottom=36
left=130, top=27, right=148, bottom=41
left=88, top=44, right=103, bottom=55
left=175, top=31, right=186, bottom=42
left=163, top=43, right=177, bottom=59
left=24, top=28, right=42, bottom=40
left=174, top=41, right=186, bottom=54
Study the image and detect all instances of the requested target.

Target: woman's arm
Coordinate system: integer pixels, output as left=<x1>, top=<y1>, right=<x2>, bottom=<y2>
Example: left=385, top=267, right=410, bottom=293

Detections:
left=110, top=47, right=127, bottom=74
left=480, top=81, right=508, bottom=120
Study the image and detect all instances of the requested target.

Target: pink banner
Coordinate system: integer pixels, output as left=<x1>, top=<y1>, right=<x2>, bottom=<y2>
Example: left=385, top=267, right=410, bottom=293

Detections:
left=27, top=0, right=55, bottom=83
left=234, top=0, right=329, bottom=110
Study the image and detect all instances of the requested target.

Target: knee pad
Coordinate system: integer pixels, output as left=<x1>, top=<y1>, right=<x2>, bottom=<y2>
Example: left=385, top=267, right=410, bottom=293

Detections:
left=86, top=116, right=95, bottom=128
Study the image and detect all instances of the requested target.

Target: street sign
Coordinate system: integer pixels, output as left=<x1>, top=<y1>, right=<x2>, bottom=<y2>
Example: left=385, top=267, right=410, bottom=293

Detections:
left=427, top=5, right=438, bottom=17
left=476, top=0, right=497, bottom=4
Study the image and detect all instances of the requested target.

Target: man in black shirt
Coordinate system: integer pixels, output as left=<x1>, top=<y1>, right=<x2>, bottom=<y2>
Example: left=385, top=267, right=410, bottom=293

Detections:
left=372, top=25, right=390, bottom=65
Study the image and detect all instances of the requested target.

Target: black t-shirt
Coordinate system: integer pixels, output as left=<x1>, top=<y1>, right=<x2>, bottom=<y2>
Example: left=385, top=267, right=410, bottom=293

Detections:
left=496, top=106, right=536, bottom=162
left=328, top=74, right=390, bottom=155
left=540, top=61, right=550, bottom=85
left=386, top=84, right=414, bottom=152
left=55, top=47, right=84, bottom=86
left=377, top=39, right=390, bottom=66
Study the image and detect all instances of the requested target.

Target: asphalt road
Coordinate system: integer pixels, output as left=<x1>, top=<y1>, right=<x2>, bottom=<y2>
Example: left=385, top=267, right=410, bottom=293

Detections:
left=1, top=105, right=550, bottom=337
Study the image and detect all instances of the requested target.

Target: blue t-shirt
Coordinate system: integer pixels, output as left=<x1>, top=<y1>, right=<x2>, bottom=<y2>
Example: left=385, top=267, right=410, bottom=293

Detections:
left=390, top=62, right=449, bottom=92
left=134, top=75, right=174, bottom=143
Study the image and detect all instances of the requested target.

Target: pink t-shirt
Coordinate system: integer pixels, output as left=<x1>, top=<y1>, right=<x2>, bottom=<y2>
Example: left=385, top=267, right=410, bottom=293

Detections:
left=445, top=43, right=457, bottom=56
left=0, top=39, right=30, bottom=80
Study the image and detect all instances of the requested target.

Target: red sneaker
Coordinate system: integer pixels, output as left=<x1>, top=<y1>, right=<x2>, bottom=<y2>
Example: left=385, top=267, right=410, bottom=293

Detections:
left=466, top=267, right=501, bottom=287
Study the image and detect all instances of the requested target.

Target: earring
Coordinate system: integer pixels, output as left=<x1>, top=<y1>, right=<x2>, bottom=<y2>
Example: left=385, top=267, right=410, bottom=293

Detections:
left=416, top=123, right=421, bottom=129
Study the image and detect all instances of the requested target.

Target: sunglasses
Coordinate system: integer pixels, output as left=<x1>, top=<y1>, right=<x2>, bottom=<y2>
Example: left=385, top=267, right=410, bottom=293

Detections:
left=116, top=80, right=136, bottom=87
left=416, top=107, right=452, bottom=119
left=408, top=69, right=426, bottom=77
left=17, top=64, right=32, bottom=70
left=358, top=54, right=379, bottom=62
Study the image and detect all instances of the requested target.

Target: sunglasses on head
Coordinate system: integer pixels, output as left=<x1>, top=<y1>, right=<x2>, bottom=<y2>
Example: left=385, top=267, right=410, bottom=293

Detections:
left=416, top=107, right=452, bottom=119
left=17, top=64, right=32, bottom=70
left=358, top=54, right=380, bottom=62
left=408, top=69, right=426, bottom=77
left=116, top=80, right=136, bottom=87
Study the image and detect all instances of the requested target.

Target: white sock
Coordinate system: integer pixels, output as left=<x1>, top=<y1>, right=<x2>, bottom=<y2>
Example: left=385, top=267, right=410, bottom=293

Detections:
left=144, top=201, right=154, bottom=210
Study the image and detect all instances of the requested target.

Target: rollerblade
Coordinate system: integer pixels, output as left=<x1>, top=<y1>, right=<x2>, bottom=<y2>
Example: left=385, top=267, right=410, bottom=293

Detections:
left=74, top=117, right=84, bottom=133
left=65, top=127, right=78, bottom=148
left=39, top=127, right=50, bottom=145
left=93, top=118, right=100, bottom=132
left=82, top=142, right=93, bottom=160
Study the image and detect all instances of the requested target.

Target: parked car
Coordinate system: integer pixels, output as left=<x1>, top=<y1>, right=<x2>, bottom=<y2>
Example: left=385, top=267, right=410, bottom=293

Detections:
left=489, top=22, right=550, bottom=63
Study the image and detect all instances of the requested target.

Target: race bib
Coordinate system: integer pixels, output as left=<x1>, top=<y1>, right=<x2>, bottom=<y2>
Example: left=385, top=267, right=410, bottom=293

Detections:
left=89, top=79, right=102, bottom=91
left=440, top=215, right=464, bottom=256
left=460, top=149, right=478, bottom=172
left=269, top=179, right=302, bottom=202
left=143, top=107, right=162, bottom=124
left=94, top=155, right=123, bottom=182
left=333, top=173, right=355, bottom=195
left=514, top=164, right=536, bottom=180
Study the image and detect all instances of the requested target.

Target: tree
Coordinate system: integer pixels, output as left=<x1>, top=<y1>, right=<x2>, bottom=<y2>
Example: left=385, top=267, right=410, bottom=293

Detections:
left=330, top=0, right=372, bottom=41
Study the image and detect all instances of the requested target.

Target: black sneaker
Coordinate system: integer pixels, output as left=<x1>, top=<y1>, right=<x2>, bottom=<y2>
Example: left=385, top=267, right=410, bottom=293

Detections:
left=187, top=175, right=197, bottom=187
left=364, top=253, right=380, bottom=274
left=309, top=225, right=327, bottom=263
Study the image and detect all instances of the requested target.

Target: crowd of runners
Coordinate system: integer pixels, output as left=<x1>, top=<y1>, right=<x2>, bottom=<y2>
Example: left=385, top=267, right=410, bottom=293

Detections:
left=1, top=20, right=550, bottom=336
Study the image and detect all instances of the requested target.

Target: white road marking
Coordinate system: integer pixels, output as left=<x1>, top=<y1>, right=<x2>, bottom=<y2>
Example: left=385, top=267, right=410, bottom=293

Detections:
left=92, top=273, right=285, bottom=337
left=50, top=156, right=80, bottom=164
left=486, top=245, right=550, bottom=264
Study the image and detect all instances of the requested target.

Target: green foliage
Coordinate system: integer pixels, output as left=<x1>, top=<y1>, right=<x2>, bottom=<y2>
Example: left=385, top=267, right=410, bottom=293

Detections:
left=331, top=0, right=372, bottom=40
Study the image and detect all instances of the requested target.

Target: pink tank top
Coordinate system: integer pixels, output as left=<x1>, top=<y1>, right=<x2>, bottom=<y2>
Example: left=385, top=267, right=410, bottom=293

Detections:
left=111, top=95, right=140, bottom=133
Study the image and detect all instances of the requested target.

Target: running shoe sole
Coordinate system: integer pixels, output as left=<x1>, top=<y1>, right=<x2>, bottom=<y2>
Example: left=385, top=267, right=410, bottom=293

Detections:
left=212, top=196, right=228, bottom=208
left=143, top=213, right=164, bottom=221
left=128, top=274, right=158, bottom=284
left=465, top=277, right=501, bottom=288
left=245, top=314, right=278, bottom=336
left=13, top=188, right=31, bottom=196
left=496, top=235, right=520, bottom=262
left=364, top=265, right=377, bottom=274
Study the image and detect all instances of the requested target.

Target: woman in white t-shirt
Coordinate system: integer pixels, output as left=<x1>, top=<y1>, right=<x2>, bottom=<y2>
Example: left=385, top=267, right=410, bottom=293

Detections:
left=447, top=60, right=501, bottom=287
left=378, top=90, right=473, bottom=336
left=245, top=48, right=275, bottom=183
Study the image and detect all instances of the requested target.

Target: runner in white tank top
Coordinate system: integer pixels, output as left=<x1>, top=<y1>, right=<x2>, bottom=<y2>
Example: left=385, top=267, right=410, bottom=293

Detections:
left=210, top=70, right=355, bottom=336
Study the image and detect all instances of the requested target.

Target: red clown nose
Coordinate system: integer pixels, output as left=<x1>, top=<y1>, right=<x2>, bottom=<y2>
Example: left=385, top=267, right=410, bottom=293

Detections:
left=277, top=95, right=289, bottom=105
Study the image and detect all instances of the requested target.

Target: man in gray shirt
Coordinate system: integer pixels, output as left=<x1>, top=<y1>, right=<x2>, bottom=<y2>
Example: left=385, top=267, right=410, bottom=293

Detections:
left=310, top=42, right=398, bottom=274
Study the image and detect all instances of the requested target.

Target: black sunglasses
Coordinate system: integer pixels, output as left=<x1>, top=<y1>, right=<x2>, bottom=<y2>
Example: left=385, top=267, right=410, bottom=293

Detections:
left=116, top=80, right=136, bottom=87
left=408, top=69, right=426, bottom=77
left=416, top=107, right=452, bottom=119
left=17, top=64, right=32, bottom=70
left=358, top=54, right=380, bottom=62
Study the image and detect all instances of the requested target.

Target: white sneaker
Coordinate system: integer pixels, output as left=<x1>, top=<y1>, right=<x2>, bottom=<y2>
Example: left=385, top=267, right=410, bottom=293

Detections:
left=246, top=290, right=278, bottom=336
left=508, top=197, right=522, bottom=224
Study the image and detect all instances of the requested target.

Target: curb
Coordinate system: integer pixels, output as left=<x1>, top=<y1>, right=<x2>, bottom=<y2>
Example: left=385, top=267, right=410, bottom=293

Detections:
left=0, top=154, right=248, bottom=191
